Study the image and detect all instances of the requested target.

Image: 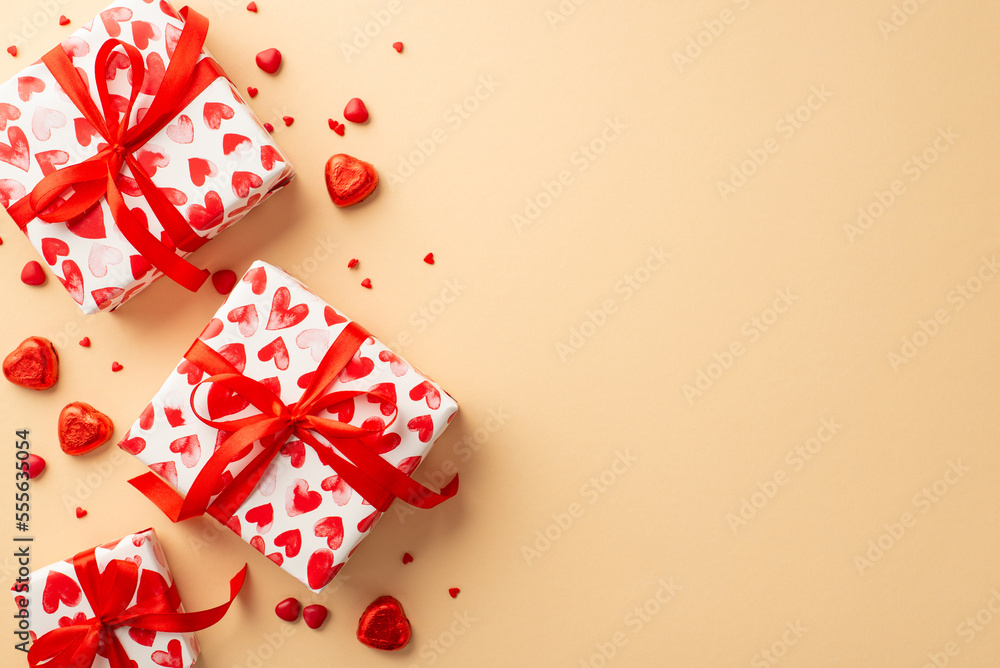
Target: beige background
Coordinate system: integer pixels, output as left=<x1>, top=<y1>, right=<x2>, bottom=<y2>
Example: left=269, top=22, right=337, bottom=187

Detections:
left=2, top=0, right=1000, bottom=666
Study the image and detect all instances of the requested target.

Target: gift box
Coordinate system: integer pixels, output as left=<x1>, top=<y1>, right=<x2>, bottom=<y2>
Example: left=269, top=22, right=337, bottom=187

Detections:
left=11, top=528, right=245, bottom=668
left=119, top=261, right=459, bottom=591
left=0, top=1, right=294, bottom=314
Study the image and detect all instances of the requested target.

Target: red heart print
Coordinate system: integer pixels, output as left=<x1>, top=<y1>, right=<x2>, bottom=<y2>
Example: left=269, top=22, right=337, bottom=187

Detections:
left=149, top=461, right=178, bottom=488
left=138, top=569, right=169, bottom=602
left=260, top=145, right=284, bottom=170
left=92, top=287, right=125, bottom=310
left=339, top=354, right=374, bottom=383
left=306, top=549, right=341, bottom=590
left=130, top=20, right=160, bottom=50
left=245, top=503, right=274, bottom=532
left=286, top=479, right=321, bottom=517
left=212, top=470, right=234, bottom=496
left=35, top=150, right=70, bottom=176
left=378, top=350, right=409, bottom=377
left=139, top=403, right=155, bottom=429
left=249, top=535, right=265, bottom=553
left=203, top=102, right=234, bottom=130
left=140, top=52, right=166, bottom=96
left=61, top=36, right=90, bottom=59
left=187, top=191, right=223, bottom=230
left=99, top=7, right=133, bottom=38
left=200, top=317, right=224, bottom=340
left=42, top=571, right=83, bottom=613
left=31, top=107, right=66, bottom=141
left=169, top=434, right=201, bottom=468
left=227, top=304, right=258, bottom=337
left=128, top=627, right=156, bottom=647
left=160, top=1, right=181, bottom=20
left=17, top=76, right=45, bottom=102
left=407, top=415, right=434, bottom=443
left=160, top=188, right=187, bottom=206
left=0, top=102, right=21, bottom=130
left=0, top=126, right=30, bottom=172
left=136, top=146, right=169, bottom=177
left=58, top=259, right=85, bottom=304
left=103, top=51, right=131, bottom=83
left=260, top=376, right=282, bottom=399
left=267, top=552, right=284, bottom=566
left=131, top=254, right=153, bottom=280
left=188, top=157, right=217, bottom=187
left=280, top=440, right=305, bottom=468
left=207, top=383, right=249, bottom=419
left=274, top=529, right=302, bottom=558
left=223, top=133, right=251, bottom=156
left=119, top=434, right=146, bottom=455
left=164, top=402, right=186, bottom=428
left=151, top=638, right=182, bottom=668
left=313, top=516, right=344, bottom=550
left=0, top=178, right=26, bottom=208
left=177, top=359, right=204, bottom=385
left=68, top=204, right=105, bottom=239
left=295, top=329, right=329, bottom=362
left=370, top=431, right=401, bottom=454
left=232, top=170, right=263, bottom=197
left=166, top=114, right=194, bottom=143
left=226, top=516, right=241, bottom=535
left=58, top=612, right=88, bottom=628
left=266, top=287, right=309, bottom=330
left=243, top=266, right=267, bottom=294
left=258, top=336, right=289, bottom=370
left=320, top=475, right=352, bottom=506
left=397, top=455, right=422, bottom=475
left=357, top=510, right=380, bottom=533
left=324, top=306, right=347, bottom=326
left=88, top=243, right=123, bottom=278
left=164, top=21, right=181, bottom=57
left=74, top=118, right=98, bottom=146
left=368, top=382, right=397, bottom=416
left=409, top=381, right=441, bottom=409
left=219, top=343, right=248, bottom=371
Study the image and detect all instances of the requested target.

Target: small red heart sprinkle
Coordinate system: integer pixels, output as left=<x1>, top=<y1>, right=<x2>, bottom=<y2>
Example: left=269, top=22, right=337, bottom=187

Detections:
left=361, top=278, right=372, bottom=289
left=26, top=453, right=45, bottom=479
left=328, top=119, right=345, bottom=136
left=59, top=402, right=113, bottom=455
left=423, top=253, right=435, bottom=265
left=246, top=1, right=258, bottom=11
left=255, top=48, right=282, bottom=74
left=3, top=337, right=59, bottom=390
left=246, top=86, right=258, bottom=98
left=401, top=552, right=413, bottom=564
left=78, top=337, right=90, bottom=348
left=449, top=588, right=460, bottom=598
left=325, top=153, right=378, bottom=207
left=282, top=115, right=294, bottom=127
left=303, top=604, right=328, bottom=630
left=348, top=258, right=359, bottom=269
left=263, top=122, right=274, bottom=132
left=111, top=361, right=123, bottom=372
left=58, top=16, right=70, bottom=26
left=7, top=46, right=16, bottom=58
left=357, top=596, right=411, bottom=651
left=75, top=507, right=87, bottom=518
left=20, top=261, right=45, bottom=286
left=275, top=597, right=301, bottom=622
left=344, top=98, right=369, bottom=124
left=211, top=269, right=238, bottom=295
left=392, top=42, right=403, bottom=53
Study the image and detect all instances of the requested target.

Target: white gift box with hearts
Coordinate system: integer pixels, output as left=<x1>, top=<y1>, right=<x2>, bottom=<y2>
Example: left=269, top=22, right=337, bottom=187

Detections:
left=119, top=261, right=459, bottom=591
left=0, top=0, right=294, bottom=314
left=12, top=529, right=202, bottom=668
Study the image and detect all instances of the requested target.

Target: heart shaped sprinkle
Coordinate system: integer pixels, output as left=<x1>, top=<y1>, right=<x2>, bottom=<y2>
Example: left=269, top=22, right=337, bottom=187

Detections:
left=78, top=337, right=90, bottom=347
left=246, top=86, right=258, bottom=98
left=111, top=361, right=123, bottom=372
left=392, top=42, right=403, bottom=53
left=3, top=336, right=58, bottom=390
left=246, top=1, right=258, bottom=12
left=357, top=596, right=411, bottom=651
left=282, top=115, right=294, bottom=127
left=361, top=278, right=372, bottom=289
left=402, top=552, right=413, bottom=564
left=423, top=252, right=435, bottom=265
left=211, top=269, right=238, bottom=295
left=75, top=507, right=87, bottom=518
left=348, top=258, right=359, bottom=268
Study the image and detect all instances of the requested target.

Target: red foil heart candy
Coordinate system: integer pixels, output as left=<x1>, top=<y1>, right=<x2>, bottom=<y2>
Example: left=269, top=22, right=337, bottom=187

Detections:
left=58, top=402, right=114, bottom=455
left=357, top=595, right=411, bottom=651
left=325, top=154, right=378, bottom=207
left=3, top=336, right=59, bottom=390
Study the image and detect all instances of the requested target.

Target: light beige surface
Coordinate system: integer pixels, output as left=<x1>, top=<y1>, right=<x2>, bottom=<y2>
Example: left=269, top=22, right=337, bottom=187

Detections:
left=2, top=1, right=1000, bottom=666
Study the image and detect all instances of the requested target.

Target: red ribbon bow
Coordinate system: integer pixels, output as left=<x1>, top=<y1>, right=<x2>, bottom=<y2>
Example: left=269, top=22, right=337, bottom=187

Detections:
left=130, top=321, right=458, bottom=525
left=28, top=544, right=246, bottom=668
left=7, top=6, right=229, bottom=293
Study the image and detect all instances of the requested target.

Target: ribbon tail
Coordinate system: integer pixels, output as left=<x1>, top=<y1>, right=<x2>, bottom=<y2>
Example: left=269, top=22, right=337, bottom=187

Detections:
left=128, top=472, right=193, bottom=522
left=125, top=565, right=247, bottom=633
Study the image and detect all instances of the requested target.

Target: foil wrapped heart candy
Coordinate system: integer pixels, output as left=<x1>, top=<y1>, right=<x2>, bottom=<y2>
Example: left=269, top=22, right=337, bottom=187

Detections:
left=58, top=402, right=114, bottom=455
left=357, top=595, right=411, bottom=651
left=325, top=154, right=379, bottom=207
left=3, top=336, right=59, bottom=390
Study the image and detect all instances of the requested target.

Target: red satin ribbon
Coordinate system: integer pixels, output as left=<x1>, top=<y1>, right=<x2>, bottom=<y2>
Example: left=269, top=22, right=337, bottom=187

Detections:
left=130, top=321, right=458, bottom=525
left=6, top=7, right=227, bottom=292
left=28, top=545, right=246, bottom=668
